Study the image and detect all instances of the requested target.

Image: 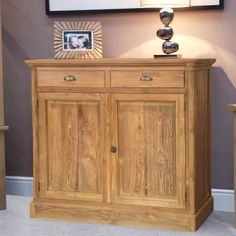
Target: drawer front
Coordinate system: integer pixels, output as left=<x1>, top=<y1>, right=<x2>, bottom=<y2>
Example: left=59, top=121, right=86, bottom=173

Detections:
left=111, top=70, right=185, bottom=88
left=37, top=70, right=105, bottom=87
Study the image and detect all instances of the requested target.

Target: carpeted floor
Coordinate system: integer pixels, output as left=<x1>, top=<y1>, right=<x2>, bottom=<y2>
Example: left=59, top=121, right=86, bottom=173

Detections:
left=0, top=195, right=236, bottom=236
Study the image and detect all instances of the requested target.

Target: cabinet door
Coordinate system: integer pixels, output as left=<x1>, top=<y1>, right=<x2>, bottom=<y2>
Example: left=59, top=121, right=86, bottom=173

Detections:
left=38, top=93, right=105, bottom=203
left=111, top=94, right=186, bottom=209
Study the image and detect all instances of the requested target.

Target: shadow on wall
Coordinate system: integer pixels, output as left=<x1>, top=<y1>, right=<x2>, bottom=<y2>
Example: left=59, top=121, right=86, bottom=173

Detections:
left=117, top=35, right=223, bottom=60
left=211, top=67, right=236, bottom=189
left=2, top=26, right=33, bottom=177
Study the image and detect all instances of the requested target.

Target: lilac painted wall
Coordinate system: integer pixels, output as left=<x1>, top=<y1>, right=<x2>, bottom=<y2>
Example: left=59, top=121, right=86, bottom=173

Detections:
left=2, top=0, right=235, bottom=188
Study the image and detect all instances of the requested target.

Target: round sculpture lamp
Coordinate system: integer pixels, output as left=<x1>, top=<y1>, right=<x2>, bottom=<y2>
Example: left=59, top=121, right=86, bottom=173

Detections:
left=140, top=0, right=190, bottom=57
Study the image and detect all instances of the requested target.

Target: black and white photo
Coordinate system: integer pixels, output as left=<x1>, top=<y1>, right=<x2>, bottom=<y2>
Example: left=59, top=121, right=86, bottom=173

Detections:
left=63, top=31, right=93, bottom=51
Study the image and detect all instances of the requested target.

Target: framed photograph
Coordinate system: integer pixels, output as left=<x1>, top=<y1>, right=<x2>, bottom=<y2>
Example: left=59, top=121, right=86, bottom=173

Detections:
left=46, top=0, right=224, bottom=15
left=54, top=21, right=102, bottom=59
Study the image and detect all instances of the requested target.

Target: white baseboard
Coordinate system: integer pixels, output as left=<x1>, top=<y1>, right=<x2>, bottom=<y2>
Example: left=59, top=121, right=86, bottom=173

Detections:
left=212, top=189, right=234, bottom=212
left=5, top=176, right=235, bottom=212
left=6, top=176, right=33, bottom=197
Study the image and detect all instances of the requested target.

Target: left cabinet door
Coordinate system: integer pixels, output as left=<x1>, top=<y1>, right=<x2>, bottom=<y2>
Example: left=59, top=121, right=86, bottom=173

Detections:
left=37, top=93, right=106, bottom=203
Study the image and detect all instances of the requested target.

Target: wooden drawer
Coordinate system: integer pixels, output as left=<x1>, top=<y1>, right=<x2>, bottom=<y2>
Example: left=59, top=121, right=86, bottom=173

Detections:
left=110, top=70, right=185, bottom=88
left=37, top=69, right=105, bottom=87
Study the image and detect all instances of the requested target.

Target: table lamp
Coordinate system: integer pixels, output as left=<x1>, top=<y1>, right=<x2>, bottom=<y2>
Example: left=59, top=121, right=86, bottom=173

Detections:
left=140, top=0, right=190, bottom=57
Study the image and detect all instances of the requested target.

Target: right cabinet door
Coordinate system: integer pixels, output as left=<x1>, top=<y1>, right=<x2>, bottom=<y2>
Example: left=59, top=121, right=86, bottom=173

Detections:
left=111, top=94, right=186, bottom=209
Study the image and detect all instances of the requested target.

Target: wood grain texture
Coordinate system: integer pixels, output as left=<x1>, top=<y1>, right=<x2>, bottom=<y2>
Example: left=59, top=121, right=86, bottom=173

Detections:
left=187, top=68, right=212, bottom=212
left=30, top=196, right=213, bottom=231
left=111, top=70, right=184, bottom=88
left=26, top=58, right=215, bottom=231
left=194, top=70, right=211, bottom=208
left=37, top=69, right=105, bottom=88
left=31, top=69, right=40, bottom=201
left=25, top=58, right=215, bottom=68
left=0, top=1, right=6, bottom=210
left=38, top=93, right=105, bottom=202
left=37, top=87, right=187, bottom=94
left=186, top=69, right=195, bottom=213
left=111, top=94, right=185, bottom=208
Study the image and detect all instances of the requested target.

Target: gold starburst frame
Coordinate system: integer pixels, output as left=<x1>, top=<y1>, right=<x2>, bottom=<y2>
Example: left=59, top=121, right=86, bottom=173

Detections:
left=54, top=21, right=102, bottom=59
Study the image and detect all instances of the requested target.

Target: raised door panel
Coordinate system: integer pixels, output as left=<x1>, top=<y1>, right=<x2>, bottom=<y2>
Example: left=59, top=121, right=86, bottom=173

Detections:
left=38, top=93, right=105, bottom=203
left=111, top=94, right=186, bottom=209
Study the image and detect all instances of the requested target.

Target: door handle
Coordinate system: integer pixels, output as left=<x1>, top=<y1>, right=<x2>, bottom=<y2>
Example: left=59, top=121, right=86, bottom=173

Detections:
left=111, top=146, right=117, bottom=153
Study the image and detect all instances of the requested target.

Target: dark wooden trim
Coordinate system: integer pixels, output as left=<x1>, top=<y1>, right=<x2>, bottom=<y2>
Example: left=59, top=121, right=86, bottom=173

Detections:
left=45, top=0, right=224, bottom=15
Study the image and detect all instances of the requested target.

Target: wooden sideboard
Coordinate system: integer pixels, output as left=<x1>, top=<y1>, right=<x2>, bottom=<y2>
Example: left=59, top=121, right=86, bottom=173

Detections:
left=25, top=58, right=215, bottom=231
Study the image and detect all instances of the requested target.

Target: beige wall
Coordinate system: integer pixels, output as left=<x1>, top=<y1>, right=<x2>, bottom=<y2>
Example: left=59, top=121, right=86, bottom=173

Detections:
left=2, top=0, right=235, bottom=188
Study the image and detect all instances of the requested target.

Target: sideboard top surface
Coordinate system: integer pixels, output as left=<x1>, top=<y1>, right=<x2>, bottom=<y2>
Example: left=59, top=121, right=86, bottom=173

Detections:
left=25, top=58, right=216, bottom=68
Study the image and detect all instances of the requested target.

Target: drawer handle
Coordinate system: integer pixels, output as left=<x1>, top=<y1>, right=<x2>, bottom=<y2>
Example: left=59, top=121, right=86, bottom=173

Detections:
left=64, top=75, right=77, bottom=81
left=139, top=75, right=153, bottom=81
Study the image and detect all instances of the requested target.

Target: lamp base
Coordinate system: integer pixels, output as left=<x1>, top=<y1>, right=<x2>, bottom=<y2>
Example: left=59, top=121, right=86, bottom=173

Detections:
left=154, top=54, right=182, bottom=59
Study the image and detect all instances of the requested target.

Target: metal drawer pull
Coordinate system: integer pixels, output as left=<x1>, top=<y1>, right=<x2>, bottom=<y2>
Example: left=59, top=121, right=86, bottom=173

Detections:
left=64, top=75, right=77, bottom=81
left=139, top=75, right=153, bottom=81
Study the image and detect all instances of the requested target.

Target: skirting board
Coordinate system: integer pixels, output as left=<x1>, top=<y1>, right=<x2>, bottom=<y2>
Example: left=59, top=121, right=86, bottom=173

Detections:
left=212, top=189, right=234, bottom=212
left=5, top=176, right=234, bottom=212
left=6, top=176, right=33, bottom=197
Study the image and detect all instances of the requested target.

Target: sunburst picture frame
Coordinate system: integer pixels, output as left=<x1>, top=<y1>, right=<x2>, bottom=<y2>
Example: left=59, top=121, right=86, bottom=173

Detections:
left=54, top=21, right=102, bottom=59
